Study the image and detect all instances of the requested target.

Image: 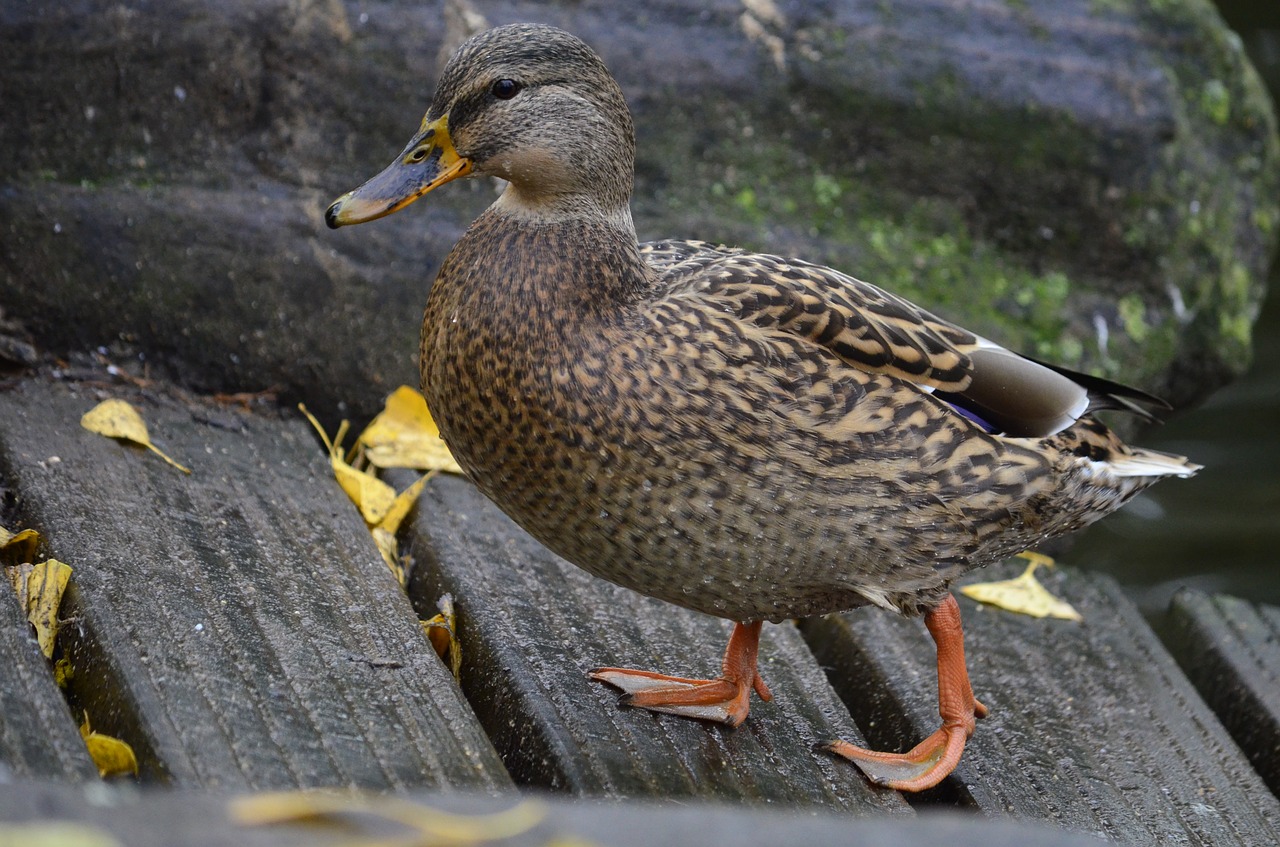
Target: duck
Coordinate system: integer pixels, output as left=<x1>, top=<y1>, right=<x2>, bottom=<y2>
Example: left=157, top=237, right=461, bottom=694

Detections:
left=326, top=23, right=1199, bottom=792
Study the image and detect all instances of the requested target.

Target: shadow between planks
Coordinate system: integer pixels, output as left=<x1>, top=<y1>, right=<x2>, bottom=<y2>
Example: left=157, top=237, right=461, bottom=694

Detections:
left=1162, top=590, right=1280, bottom=799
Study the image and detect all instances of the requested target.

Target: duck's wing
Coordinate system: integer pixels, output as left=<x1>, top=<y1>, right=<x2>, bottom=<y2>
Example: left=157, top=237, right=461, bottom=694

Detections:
left=640, top=240, right=1165, bottom=438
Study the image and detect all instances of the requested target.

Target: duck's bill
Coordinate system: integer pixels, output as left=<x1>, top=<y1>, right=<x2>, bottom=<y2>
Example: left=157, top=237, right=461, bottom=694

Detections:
left=325, top=116, right=472, bottom=228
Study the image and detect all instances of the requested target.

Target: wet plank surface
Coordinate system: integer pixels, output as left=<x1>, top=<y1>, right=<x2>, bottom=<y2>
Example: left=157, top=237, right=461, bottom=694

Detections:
left=803, top=559, right=1280, bottom=845
left=0, top=378, right=509, bottom=792
left=0, top=584, right=97, bottom=782
left=403, top=473, right=907, bottom=814
left=5, top=370, right=1280, bottom=847
left=1163, top=590, right=1280, bottom=797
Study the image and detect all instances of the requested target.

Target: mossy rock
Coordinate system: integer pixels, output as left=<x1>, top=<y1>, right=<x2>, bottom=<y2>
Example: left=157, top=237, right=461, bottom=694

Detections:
left=0, top=0, right=1275, bottom=420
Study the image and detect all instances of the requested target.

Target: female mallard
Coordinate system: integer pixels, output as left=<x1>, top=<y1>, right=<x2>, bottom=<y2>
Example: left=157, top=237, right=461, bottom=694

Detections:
left=326, top=23, right=1198, bottom=792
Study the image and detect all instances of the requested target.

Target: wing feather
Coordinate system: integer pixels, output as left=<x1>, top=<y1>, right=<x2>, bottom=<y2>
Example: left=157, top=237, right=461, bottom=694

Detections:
left=639, top=240, right=1168, bottom=438
left=642, top=240, right=975, bottom=391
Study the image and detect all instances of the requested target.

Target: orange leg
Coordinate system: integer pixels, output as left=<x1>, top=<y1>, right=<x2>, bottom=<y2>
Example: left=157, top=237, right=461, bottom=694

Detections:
left=590, top=621, right=772, bottom=727
left=826, top=594, right=987, bottom=792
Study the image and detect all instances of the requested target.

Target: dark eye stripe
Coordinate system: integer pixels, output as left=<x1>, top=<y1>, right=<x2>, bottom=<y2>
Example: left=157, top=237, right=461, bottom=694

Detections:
left=446, top=90, right=489, bottom=133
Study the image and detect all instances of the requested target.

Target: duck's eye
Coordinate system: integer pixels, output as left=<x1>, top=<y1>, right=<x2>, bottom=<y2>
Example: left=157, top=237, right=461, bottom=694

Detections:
left=490, top=78, right=521, bottom=100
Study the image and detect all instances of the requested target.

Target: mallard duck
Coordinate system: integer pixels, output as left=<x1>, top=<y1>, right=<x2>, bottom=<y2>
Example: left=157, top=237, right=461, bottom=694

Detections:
left=326, top=23, right=1199, bottom=792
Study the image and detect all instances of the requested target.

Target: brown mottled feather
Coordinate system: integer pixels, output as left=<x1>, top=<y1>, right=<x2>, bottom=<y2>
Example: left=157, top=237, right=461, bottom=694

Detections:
left=642, top=240, right=976, bottom=390
left=395, top=24, right=1199, bottom=623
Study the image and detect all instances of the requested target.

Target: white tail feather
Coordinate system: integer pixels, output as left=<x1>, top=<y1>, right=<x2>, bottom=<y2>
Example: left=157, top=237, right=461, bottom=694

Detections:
left=1105, top=449, right=1201, bottom=479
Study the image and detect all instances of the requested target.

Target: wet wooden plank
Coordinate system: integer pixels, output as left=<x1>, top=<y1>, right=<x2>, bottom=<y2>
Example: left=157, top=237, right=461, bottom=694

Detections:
left=0, top=582, right=97, bottom=782
left=802, top=559, right=1280, bottom=845
left=0, top=782, right=1107, bottom=847
left=0, top=376, right=510, bottom=791
left=402, top=474, right=909, bottom=814
left=1163, top=589, right=1280, bottom=797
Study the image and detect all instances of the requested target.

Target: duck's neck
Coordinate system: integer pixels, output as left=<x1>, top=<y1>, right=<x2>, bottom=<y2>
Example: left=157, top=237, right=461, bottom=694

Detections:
left=492, top=182, right=638, bottom=239
left=439, top=201, right=654, bottom=328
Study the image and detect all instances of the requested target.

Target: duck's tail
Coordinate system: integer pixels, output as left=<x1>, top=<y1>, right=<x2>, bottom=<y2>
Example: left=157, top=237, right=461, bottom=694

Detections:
left=1104, top=447, right=1201, bottom=479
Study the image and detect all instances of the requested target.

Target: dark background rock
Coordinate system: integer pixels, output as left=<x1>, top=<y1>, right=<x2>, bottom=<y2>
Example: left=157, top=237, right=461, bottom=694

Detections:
left=1, top=0, right=1276, bottom=422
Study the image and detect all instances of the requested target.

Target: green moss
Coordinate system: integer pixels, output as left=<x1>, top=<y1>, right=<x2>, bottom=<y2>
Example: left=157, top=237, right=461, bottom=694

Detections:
left=1117, top=294, right=1150, bottom=342
left=811, top=172, right=842, bottom=210
left=1200, top=79, right=1231, bottom=126
left=732, top=187, right=764, bottom=224
left=1128, top=0, right=1278, bottom=382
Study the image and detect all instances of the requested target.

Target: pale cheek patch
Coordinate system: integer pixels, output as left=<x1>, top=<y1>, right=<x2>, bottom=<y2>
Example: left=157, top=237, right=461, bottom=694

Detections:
left=488, top=145, right=574, bottom=192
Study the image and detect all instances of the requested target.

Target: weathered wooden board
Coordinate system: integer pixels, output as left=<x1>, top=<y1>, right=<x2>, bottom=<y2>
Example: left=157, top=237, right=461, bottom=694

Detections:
left=803, top=559, right=1280, bottom=845
left=1163, top=590, right=1280, bottom=797
left=0, top=377, right=509, bottom=791
left=0, top=782, right=1107, bottom=847
left=0, top=581, right=97, bottom=782
left=403, top=474, right=908, bottom=813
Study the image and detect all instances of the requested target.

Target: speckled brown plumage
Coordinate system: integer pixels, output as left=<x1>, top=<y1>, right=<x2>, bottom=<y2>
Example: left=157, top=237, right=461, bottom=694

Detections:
left=327, top=22, right=1199, bottom=791
left=417, top=209, right=1184, bottom=622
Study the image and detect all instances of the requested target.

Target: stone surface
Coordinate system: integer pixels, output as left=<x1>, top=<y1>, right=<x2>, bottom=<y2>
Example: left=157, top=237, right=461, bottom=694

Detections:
left=0, top=375, right=510, bottom=791
left=1, top=0, right=1276, bottom=423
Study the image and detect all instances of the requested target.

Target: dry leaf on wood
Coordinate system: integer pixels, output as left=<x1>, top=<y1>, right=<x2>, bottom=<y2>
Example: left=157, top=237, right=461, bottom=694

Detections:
left=960, top=552, right=1082, bottom=621
left=358, top=385, right=463, bottom=474
left=81, top=399, right=191, bottom=474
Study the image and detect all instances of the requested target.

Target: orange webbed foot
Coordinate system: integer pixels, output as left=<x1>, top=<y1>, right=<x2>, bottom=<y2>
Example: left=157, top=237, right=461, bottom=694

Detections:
left=826, top=594, right=986, bottom=792
left=590, top=621, right=770, bottom=727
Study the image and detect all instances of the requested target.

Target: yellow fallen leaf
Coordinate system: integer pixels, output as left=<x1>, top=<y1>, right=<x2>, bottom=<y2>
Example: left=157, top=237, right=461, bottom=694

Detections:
left=335, top=458, right=397, bottom=526
left=358, top=386, right=463, bottom=474
left=371, top=526, right=405, bottom=585
left=81, top=399, right=191, bottom=474
left=0, top=822, right=122, bottom=847
left=79, top=713, right=138, bottom=778
left=369, top=475, right=434, bottom=586
left=0, top=525, right=40, bottom=564
left=378, top=469, right=435, bottom=536
left=16, top=559, right=73, bottom=658
left=232, top=792, right=544, bottom=843
left=300, top=405, right=397, bottom=526
left=422, top=593, right=462, bottom=680
left=960, top=552, right=1082, bottom=621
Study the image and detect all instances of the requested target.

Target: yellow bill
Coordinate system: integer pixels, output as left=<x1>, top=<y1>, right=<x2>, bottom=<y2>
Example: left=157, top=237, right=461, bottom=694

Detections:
left=326, top=115, right=471, bottom=228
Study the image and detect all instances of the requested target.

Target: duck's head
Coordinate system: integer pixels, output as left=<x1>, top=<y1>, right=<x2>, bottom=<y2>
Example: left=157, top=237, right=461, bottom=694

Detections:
left=326, top=24, right=636, bottom=230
